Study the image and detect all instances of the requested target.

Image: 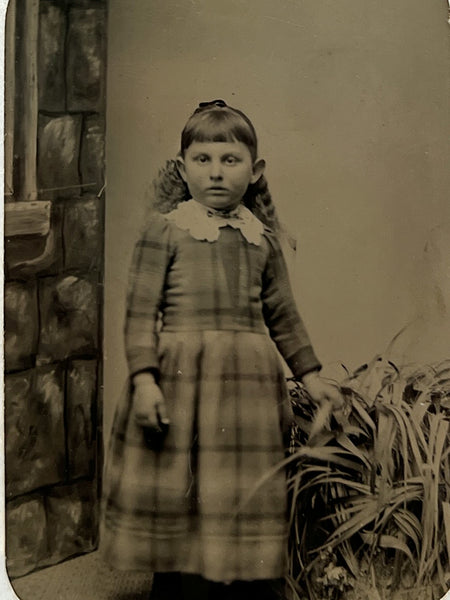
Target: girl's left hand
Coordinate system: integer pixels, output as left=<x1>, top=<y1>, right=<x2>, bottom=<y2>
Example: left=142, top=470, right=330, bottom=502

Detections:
left=301, top=370, right=345, bottom=412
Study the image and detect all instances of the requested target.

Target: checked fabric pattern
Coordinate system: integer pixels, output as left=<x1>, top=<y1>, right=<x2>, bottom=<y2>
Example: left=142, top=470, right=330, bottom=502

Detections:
left=101, top=210, right=321, bottom=582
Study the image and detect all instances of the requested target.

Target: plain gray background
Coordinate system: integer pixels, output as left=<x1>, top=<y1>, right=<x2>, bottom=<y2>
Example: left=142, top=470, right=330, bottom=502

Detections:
left=104, top=0, right=450, bottom=438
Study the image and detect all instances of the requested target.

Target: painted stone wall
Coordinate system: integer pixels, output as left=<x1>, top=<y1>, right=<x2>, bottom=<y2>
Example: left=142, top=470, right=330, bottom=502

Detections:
left=4, top=0, right=107, bottom=578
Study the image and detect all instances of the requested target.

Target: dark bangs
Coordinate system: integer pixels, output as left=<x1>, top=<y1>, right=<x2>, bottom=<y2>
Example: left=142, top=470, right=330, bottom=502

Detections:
left=181, top=108, right=258, bottom=161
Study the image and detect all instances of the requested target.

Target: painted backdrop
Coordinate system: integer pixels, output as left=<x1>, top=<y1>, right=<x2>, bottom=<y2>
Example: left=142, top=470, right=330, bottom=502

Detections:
left=4, top=0, right=107, bottom=580
left=105, top=1, right=450, bottom=436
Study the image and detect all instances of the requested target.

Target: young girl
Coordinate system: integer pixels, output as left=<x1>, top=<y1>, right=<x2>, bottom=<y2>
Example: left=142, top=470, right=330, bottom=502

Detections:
left=101, top=100, right=343, bottom=599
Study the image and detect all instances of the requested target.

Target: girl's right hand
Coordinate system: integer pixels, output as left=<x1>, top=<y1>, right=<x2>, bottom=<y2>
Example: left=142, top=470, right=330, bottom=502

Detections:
left=132, top=372, right=170, bottom=430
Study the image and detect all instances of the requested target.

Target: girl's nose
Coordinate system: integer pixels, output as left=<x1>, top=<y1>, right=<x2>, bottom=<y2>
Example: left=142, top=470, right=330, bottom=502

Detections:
left=209, top=160, right=223, bottom=180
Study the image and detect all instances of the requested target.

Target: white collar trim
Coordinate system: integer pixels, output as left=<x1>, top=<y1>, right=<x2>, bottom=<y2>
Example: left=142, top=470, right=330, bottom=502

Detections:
left=164, top=199, right=264, bottom=245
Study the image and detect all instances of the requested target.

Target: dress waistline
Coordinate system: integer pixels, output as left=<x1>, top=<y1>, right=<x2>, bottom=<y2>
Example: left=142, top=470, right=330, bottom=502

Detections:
left=161, top=319, right=267, bottom=334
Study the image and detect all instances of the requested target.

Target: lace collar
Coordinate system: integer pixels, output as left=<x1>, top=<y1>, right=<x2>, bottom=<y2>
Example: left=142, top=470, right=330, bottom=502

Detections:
left=164, top=199, right=264, bottom=245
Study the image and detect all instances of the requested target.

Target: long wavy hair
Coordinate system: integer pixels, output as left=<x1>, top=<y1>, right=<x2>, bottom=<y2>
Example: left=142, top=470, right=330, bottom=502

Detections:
left=148, top=101, right=280, bottom=232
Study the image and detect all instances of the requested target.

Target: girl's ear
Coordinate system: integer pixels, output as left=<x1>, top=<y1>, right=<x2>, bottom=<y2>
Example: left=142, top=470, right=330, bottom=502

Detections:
left=176, top=155, right=187, bottom=182
left=250, top=158, right=266, bottom=184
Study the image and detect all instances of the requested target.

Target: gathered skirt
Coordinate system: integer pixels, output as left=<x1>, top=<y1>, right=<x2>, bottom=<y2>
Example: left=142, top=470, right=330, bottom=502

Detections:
left=100, top=330, right=294, bottom=582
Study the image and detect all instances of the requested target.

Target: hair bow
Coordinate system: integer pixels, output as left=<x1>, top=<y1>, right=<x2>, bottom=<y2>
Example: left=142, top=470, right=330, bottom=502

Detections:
left=197, top=99, right=227, bottom=110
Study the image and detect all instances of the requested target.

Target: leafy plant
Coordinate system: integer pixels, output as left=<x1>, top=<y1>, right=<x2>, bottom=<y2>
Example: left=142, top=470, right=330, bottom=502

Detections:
left=282, top=356, right=450, bottom=600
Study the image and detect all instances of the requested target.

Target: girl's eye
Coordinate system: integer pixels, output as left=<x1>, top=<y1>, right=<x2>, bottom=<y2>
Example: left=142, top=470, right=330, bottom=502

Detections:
left=196, top=155, right=209, bottom=164
left=224, top=156, right=238, bottom=165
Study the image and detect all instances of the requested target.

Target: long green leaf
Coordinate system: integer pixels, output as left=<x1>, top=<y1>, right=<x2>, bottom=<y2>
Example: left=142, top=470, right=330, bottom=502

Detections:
left=418, top=468, right=434, bottom=582
left=396, top=402, right=427, bottom=474
left=326, top=482, right=361, bottom=577
left=431, top=418, right=449, bottom=568
left=351, top=395, right=376, bottom=433
left=341, top=423, right=370, bottom=438
left=375, top=410, right=396, bottom=481
left=393, top=510, right=421, bottom=556
left=433, top=417, right=448, bottom=479
left=428, top=412, right=440, bottom=459
left=360, top=533, right=416, bottom=566
left=442, top=502, right=450, bottom=570
left=382, top=403, right=412, bottom=479
left=336, top=432, right=372, bottom=468
left=239, top=446, right=359, bottom=510
left=325, top=500, right=379, bottom=544
left=286, top=464, right=331, bottom=487
left=288, top=465, right=302, bottom=526
left=393, top=507, right=423, bottom=535
left=302, top=474, right=370, bottom=495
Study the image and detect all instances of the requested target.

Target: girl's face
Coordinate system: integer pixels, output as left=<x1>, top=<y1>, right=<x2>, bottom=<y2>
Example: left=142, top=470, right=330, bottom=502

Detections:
left=177, top=141, right=265, bottom=211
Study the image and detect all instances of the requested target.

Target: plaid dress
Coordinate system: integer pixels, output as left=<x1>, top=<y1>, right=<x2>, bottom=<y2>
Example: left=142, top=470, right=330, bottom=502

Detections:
left=101, top=205, right=320, bottom=582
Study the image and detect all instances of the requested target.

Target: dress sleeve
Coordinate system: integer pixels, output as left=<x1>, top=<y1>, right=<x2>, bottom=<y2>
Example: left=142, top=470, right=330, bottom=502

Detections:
left=261, top=231, right=322, bottom=378
left=124, top=213, right=173, bottom=378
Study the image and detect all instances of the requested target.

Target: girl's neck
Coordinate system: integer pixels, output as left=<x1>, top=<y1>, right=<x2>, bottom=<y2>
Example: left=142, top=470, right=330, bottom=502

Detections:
left=191, top=197, right=242, bottom=215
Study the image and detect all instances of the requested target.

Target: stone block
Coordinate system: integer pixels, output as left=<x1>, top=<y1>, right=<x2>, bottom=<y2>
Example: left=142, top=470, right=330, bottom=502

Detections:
left=37, top=114, right=82, bottom=200
left=6, top=496, right=47, bottom=578
left=67, top=360, right=97, bottom=479
left=66, top=8, right=106, bottom=112
left=37, top=275, right=99, bottom=363
left=80, top=114, right=105, bottom=190
left=63, top=195, right=103, bottom=271
left=4, top=281, right=39, bottom=372
left=38, top=2, right=66, bottom=112
left=45, top=480, right=97, bottom=565
left=5, top=367, right=66, bottom=499
left=5, top=236, right=47, bottom=278
left=4, top=200, right=51, bottom=237
left=5, top=200, right=64, bottom=279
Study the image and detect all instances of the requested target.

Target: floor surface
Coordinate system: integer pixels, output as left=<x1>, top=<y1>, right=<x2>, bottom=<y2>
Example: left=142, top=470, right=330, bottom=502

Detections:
left=8, top=552, right=153, bottom=600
